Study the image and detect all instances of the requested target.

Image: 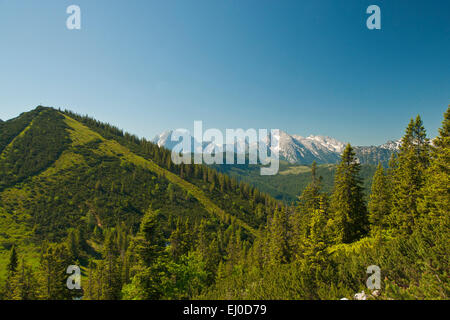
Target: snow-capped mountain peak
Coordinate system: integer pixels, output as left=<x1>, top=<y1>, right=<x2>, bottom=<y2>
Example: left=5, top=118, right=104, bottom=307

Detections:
left=153, top=129, right=400, bottom=166
left=379, top=139, right=402, bottom=151
left=154, top=130, right=174, bottom=148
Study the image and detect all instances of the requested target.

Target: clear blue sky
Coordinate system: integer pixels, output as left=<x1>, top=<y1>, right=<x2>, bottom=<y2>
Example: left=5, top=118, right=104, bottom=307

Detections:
left=0, top=0, right=449, bottom=145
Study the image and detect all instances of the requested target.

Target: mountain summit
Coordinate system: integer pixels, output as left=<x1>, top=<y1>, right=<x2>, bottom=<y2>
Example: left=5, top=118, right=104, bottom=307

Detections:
left=153, top=129, right=400, bottom=166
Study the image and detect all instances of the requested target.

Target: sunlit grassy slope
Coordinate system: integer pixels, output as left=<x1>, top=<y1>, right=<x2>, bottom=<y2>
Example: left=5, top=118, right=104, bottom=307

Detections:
left=0, top=109, right=258, bottom=281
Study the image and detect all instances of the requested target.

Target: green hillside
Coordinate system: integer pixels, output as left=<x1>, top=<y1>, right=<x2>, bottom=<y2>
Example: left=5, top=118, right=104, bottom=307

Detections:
left=0, top=106, right=448, bottom=301
left=0, top=107, right=277, bottom=291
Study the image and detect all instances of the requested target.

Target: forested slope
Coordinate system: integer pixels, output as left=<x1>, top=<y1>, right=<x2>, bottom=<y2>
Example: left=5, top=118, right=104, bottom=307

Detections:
left=0, top=107, right=279, bottom=298
left=213, top=162, right=378, bottom=203
left=0, top=106, right=448, bottom=300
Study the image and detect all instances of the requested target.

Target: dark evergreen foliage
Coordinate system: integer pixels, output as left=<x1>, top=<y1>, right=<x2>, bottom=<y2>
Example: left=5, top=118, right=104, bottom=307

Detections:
left=0, top=106, right=448, bottom=300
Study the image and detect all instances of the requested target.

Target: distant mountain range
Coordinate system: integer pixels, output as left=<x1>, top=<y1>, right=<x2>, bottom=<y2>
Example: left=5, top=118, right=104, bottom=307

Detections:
left=153, top=130, right=401, bottom=166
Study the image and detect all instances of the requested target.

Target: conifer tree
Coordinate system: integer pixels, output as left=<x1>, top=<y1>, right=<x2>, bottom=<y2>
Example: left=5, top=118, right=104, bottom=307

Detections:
left=38, top=243, right=76, bottom=300
left=225, top=226, right=243, bottom=268
left=101, top=230, right=122, bottom=300
left=414, top=107, right=450, bottom=298
left=10, top=259, right=38, bottom=300
left=291, top=161, right=324, bottom=258
left=368, top=163, right=391, bottom=231
left=390, top=115, right=430, bottom=235
left=3, top=245, right=19, bottom=300
left=66, top=229, right=79, bottom=260
left=122, top=208, right=166, bottom=299
left=302, top=197, right=330, bottom=269
left=329, top=143, right=368, bottom=243
left=418, top=107, right=449, bottom=226
left=136, top=209, right=165, bottom=265
left=7, top=245, right=18, bottom=274
left=205, top=238, right=222, bottom=285
left=195, top=219, right=209, bottom=259
left=169, top=218, right=190, bottom=259
left=268, top=208, right=290, bottom=264
left=84, top=260, right=95, bottom=300
left=298, top=161, right=322, bottom=212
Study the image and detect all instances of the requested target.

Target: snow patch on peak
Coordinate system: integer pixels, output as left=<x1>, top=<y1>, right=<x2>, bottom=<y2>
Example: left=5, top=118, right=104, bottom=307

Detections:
left=152, top=129, right=400, bottom=166
left=153, top=130, right=173, bottom=147
left=379, top=139, right=401, bottom=151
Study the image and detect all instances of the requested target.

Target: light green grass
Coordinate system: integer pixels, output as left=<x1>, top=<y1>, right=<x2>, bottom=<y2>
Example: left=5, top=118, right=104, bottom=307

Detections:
left=279, top=165, right=311, bottom=175
left=63, top=115, right=103, bottom=146
left=62, top=114, right=256, bottom=235
left=0, top=115, right=38, bottom=161
left=98, top=138, right=256, bottom=236
left=0, top=206, right=40, bottom=281
left=0, top=113, right=257, bottom=280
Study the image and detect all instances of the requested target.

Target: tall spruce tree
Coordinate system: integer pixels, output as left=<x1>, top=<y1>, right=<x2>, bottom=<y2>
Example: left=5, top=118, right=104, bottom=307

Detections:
left=135, top=208, right=165, bottom=265
left=291, top=161, right=324, bottom=258
left=122, top=208, right=166, bottom=299
left=390, top=115, right=430, bottom=235
left=302, top=196, right=330, bottom=266
left=268, top=208, right=290, bottom=264
left=3, top=245, right=19, bottom=299
left=101, top=230, right=122, bottom=300
left=9, top=259, right=38, bottom=300
left=38, top=243, right=76, bottom=300
left=418, top=106, right=449, bottom=226
left=169, top=218, right=191, bottom=259
left=413, top=106, right=450, bottom=298
left=368, top=163, right=391, bottom=232
left=298, top=161, right=322, bottom=213
left=7, top=245, right=18, bottom=274
left=329, top=143, right=368, bottom=243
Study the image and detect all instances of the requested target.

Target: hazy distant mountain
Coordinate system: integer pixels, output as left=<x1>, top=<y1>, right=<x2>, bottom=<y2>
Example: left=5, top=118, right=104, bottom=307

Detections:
left=153, top=129, right=400, bottom=166
left=153, top=129, right=225, bottom=154
left=276, top=131, right=345, bottom=164
left=379, top=139, right=402, bottom=150
left=154, top=130, right=197, bottom=152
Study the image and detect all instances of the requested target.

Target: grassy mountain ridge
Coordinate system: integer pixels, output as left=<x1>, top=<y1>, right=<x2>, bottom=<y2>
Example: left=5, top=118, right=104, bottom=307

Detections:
left=0, top=108, right=41, bottom=155
left=0, top=106, right=275, bottom=279
left=1, top=106, right=448, bottom=300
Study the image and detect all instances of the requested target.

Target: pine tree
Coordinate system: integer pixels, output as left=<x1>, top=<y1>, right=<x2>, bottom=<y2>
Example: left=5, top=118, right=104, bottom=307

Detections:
left=66, top=229, right=79, bottom=260
left=368, top=163, right=391, bottom=232
left=167, top=183, right=175, bottom=202
left=9, top=259, right=38, bottom=300
left=418, top=106, right=449, bottom=226
left=3, top=245, right=19, bottom=300
left=302, top=197, right=330, bottom=269
left=298, top=161, right=322, bottom=213
left=101, top=230, right=122, bottom=300
left=84, top=260, right=95, bottom=300
left=135, top=208, right=165, bottom=265
left=205, top=238, right=221, bottom=285
left=7, top=245, right=18, bottom=274
left=267, top=208, right=290, bottom=264
left=195, top=219, right=209, bottom=259
left=414, top=107, right=450, bottom=298
left=122, top=208, right=166, bottom=300
left=225, top=226, right=243, bottom=268
left=169, top=218, right=190, bottom=259
left=390, top=115, right=430, bottom=235
left=291, top=161, right=324, bottom=258
left=38, top=243, right=76, bottom=300
left=329, top=143, right=368, bottom=243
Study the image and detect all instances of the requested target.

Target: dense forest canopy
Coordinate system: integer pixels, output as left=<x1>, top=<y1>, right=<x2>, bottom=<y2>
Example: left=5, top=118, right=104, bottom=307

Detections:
left=0, top=106, right=448, bottom=300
